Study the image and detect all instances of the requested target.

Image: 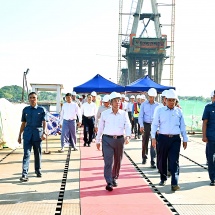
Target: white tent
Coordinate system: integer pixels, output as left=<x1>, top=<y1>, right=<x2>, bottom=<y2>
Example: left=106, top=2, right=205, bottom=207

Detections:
left=0, top=98, right=26, bottom=149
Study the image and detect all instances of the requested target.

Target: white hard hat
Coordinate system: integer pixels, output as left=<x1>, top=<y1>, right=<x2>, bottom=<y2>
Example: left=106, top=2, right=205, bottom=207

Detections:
left=140, top=95, right=146, bottom=100
left=161, top=90, right=168, bottom=97
left=148, top=88, right=157, bottom=97
left=102, top=95, right=110, bottom=102
left=130, top=95, right=135, bottom=99
left=91, top=91, right=97, bottom=96
left=211, top=90, right=215, bottom=97
left=125, top=96, right=129, bottom=101
left=121, top=94, right=125, bottom=98
left=71, top=91, right=76, bottom=96
left=109, top=92, right=121, bottom=100
left=136, top=95, right=141, bottom=99
left=166, top=89, right=177, bottom=99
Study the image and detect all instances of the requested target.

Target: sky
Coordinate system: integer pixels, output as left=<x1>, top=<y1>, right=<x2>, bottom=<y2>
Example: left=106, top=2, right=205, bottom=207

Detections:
left=0, top=0, right=214, bottom=98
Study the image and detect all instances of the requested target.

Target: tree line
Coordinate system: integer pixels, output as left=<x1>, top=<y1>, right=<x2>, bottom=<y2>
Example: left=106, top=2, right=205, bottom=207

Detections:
left=0, top=85, right=63, bottom=103
left=0, top=85, right=211, bottom=103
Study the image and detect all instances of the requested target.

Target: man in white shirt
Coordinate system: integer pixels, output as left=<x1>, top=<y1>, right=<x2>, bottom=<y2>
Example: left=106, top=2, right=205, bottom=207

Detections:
left=96, top=92, right=131, bottom=191
left=127, top=95, right=135, bottom=133
left=59, top=93, right=82, bottom=152
left=81, top=94, right=97, bottom=147
left=94, top=95, right=111, bottom=132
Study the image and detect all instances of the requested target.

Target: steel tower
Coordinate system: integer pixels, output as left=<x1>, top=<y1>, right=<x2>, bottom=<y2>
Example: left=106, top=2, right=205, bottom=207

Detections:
left=118, top=0, right=175, bottom=86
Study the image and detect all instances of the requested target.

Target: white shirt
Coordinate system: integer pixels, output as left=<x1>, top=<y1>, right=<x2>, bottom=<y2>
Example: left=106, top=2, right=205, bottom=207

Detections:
left=127, top=102, right=134, bottom=112
left=95, top=105, right=111, bottom=127
left=60, top=102, right=82, bottom=125
left=96, top=108, right=131, bottom=143
left=153, top=103, right=164, bottom=119
left=81, top=102, right=97, bottom=117
left=122, top=101, right=128, bottom=111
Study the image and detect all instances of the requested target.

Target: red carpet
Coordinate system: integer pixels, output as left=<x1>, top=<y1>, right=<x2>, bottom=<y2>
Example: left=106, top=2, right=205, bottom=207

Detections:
left=79, top=135, right=172, bottom=215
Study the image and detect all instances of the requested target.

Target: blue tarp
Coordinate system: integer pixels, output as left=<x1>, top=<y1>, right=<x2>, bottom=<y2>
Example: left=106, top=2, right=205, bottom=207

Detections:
left=73, top=74, right=125, bottom=93
left=125, top=75, right=175, bottom=93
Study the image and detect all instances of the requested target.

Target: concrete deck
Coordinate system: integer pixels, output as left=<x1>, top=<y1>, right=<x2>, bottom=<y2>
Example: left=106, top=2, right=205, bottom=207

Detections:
left=0, top=130, right=214, bottom=215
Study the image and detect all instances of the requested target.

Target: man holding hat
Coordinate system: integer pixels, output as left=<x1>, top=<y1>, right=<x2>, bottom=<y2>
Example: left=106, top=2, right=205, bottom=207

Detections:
left=96, top=92, right=131, bottom=191
left=138, top=88, right=159, bottom=168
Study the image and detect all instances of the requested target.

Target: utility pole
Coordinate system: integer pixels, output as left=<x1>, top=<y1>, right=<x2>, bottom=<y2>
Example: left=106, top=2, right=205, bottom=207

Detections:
left=21, top=68, right=29, bottom=103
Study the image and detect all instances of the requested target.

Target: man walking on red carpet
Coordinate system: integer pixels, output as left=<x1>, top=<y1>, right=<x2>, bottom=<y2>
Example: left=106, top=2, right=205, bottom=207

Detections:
left=96, top=92, right=131, bottom=191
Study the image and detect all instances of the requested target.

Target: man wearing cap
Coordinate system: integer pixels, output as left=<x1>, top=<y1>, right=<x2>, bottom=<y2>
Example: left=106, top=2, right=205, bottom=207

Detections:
left=151, top=89, right=188, bottom=191
left=132, top=95, right=141, bottom=139
left=202, top=90, right=215, bottom=186
left=138, top=88, right=159, bottom=168
left=96, top=92, right=131, bottom=191
left=91, top=91, right=100, bottom=107
left=153, top=90, right=170, bottom=175
left=120, top=94, right=127, bottom=111
left=127, top=95, right=135, bottom=133
left=58, top=93, right=82, bottom=152
left=140, top=94, right=146, bottom=103
left=95, top=95, right=111, bottom=132
left=81, top=94, right=97, bottom=146
left=71, top=91, right=81, bottom=107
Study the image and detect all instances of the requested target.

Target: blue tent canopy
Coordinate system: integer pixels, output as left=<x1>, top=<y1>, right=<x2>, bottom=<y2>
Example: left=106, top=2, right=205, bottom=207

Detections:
left=125, top=75, right=175, bottom=93
left=73, top=74, right=125, bottom=93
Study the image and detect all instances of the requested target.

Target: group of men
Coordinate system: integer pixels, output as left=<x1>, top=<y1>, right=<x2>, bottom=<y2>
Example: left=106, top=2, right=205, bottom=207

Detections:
left=17, top=88, right=215, bottom=193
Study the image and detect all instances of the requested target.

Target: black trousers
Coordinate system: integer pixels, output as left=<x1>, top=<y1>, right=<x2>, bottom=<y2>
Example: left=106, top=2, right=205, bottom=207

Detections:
left=83, top=116, right=95, bottom=143
left=128, top=111, right=134, bottom=132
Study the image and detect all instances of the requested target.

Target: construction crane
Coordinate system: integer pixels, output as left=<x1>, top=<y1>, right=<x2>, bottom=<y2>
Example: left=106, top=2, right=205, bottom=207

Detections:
left=118, top=0, right=175, bottom=86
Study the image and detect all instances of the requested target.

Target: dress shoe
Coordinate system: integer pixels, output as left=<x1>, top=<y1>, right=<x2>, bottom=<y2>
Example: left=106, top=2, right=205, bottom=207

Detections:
left=88, top=143, right=91, bottom=147
left=20, top=176, right=29, bottom=182
left=58, top=148, right=64, bottom=153
left=210, top=181, right=215, bottom=186
left=73, top=148, right=78, bottom=151
left=159, top=180, right=166, bottom=186
left=35, top=172, right=42, bottom=177
left=167, top=171, right=171, bottom=177
left=142, top=158, right=146, bottom=164
left=138, top=135, right=140, bottom=139
left=171, top=185, right=180, bottom=191
left=112, top=179, right=118, bottom=187
left=84, top=143, right=87, bottom=147
left=150, top=164, right=156, bottom=169
left=106, top=183, right=113, bottom=191
left=135, top=135, right=137, bottom=139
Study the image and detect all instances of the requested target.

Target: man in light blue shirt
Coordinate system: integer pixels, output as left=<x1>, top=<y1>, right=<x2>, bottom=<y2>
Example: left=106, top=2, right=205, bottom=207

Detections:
left=151, top=89, right=188, bottom=191
left=138, top=88, right=159, bottom=168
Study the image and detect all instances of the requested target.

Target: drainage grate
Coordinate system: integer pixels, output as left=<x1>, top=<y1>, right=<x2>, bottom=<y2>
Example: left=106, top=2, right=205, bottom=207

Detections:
left=0, top=149, right=16, bottom=163
left=124, top=151, right=180, bottom=215
left=180, top=153, right=208, bottom=170
left=55, top=146, right=72, bottom=215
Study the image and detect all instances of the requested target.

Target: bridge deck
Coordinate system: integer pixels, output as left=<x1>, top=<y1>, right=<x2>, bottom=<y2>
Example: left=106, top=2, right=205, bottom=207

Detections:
left=0, top=130, right=214, bottom=215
